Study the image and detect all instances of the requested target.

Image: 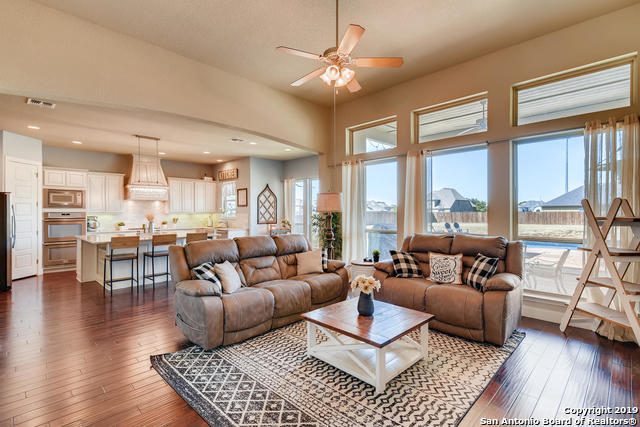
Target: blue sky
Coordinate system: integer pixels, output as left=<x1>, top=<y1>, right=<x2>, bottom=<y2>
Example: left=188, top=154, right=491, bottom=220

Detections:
left=365, top=135, right=584, bottom=205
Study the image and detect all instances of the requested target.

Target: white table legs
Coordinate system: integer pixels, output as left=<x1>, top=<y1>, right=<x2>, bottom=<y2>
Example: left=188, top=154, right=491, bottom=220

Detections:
left=305, top=322, right=429, bottom=394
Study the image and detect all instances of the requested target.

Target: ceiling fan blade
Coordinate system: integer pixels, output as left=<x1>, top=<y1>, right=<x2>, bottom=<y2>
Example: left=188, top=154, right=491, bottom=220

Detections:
left=291, top=68, right=325, bottom=87
left=337, top=24, right=365, bottom=55
left=353, top=57, right=404, bottom=68
left=346, top=78, right=362, bottom=93
left=276, top=46, right=321, bottom=60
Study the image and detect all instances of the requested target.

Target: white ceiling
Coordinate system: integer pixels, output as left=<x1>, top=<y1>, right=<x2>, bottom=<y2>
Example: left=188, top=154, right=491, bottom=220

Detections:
left=35, top=0, right=640, bottom=105
left=0, top=94, right=312, bottom=163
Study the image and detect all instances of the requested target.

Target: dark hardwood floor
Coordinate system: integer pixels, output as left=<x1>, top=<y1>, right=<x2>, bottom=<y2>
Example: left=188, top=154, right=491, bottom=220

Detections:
left=0, top=272, right=637, bottom=426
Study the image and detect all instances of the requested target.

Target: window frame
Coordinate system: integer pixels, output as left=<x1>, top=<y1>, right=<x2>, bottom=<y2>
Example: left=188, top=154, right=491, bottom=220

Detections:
left=510, top=53, right=637, bottom=127
left=511, top=129, right=585, bottom=244
left=422, top=143, right=489, bottom=235
left=413, top=92, right=489, bottom=144
left=292, top=177, right=320, bottom=247
left=220, top=181, right=237, bottom=218
left=363, top=157, right=399, bottom=254
left=347, top=116, right=398, bottom=156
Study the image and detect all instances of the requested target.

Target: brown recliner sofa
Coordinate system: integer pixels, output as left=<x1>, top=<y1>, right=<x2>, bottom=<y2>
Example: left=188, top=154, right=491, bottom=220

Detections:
left=168, top=234, right=349, bottom=349
left=373, top=233, right=523, bottom=346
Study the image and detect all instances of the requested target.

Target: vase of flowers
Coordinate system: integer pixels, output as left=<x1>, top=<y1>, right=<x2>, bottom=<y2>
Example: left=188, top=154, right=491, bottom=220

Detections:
left=351, top=275, right=381, bottom=317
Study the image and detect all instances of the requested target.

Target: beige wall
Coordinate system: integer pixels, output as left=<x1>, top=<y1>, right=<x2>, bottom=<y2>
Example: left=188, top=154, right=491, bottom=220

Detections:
left=0, top=0, right=330, bottom=155
left=329, top=3, right=640, bottom=241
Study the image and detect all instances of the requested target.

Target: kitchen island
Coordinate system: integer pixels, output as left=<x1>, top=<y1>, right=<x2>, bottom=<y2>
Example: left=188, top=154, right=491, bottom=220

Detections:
left=76, top=228, right=247, bottom=288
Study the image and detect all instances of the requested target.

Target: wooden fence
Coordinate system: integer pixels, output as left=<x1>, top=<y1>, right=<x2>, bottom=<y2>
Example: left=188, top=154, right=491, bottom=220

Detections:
left=365, top=209, right=584, bottom=225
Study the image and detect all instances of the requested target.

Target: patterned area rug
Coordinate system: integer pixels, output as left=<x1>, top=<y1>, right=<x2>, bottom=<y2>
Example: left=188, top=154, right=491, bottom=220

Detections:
left=151, top=322, right=524, bottom=426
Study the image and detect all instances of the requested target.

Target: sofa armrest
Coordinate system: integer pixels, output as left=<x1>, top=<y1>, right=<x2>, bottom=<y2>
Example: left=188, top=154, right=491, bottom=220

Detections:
left=374, top=260, right=395, bottom=276
left=176, top=279, right=222, bottom=297
left=484, top=272, right=521, bottom=292
left=326, top=259, right=346, bottom=273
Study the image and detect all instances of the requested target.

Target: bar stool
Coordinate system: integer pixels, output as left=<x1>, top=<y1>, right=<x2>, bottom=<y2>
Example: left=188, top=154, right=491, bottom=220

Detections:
left=142, top=234, right=177, bottom=289
left=186, top=232, right=208, bottom=244
left=103, top=236, right=140, bottom=297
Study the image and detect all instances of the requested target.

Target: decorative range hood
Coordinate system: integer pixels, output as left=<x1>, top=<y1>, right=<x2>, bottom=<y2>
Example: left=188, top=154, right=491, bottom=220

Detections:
left=126, top=154, right=169, bottom=201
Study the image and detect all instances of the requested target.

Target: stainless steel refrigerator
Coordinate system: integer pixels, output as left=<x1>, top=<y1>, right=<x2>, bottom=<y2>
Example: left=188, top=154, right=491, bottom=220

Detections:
left=0, top=192, right=13, bottom=292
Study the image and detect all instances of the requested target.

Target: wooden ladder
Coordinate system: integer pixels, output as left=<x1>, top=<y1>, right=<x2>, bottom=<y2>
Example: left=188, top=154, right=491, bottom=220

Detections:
left=559, top=198, right=640, bottom=343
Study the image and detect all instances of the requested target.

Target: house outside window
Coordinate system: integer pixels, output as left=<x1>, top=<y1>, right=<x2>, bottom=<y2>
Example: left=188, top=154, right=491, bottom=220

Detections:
left=221, top=181, right=236, bottom=218
left=348, top=118, right=397, bottom=155
left=365, top=160, right=398, bottom=258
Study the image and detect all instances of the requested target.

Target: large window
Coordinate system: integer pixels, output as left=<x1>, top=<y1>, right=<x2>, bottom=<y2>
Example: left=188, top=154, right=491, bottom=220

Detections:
left=365, top=160, right=398, bottom=258
left=424, top=146, right=488, bottom=235
left=512, top=54, right=634, bottom=126
left=221, top=181, right=236, bottom=218
left=293, top=178, right=319, bottom=247
left=349, top=118, right=397, bottom=155
left=414, top=93, right=488, bottom=143
left=514, top=131, right=586, bottom=296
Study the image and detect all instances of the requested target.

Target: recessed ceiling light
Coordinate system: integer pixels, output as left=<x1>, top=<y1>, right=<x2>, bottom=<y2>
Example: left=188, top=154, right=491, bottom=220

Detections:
left=72, top=140, right=82, bottom=145
left=203, top=151, right=210, bottom=154
left=27, top=125, right=40, bottom=130
left=159, top=152, right=166, bottom=155
left=216, top=159, right=223, bottom=162
left=249, top=142, right=257, bottom=145
left=284, top=148, right=292, bottom=151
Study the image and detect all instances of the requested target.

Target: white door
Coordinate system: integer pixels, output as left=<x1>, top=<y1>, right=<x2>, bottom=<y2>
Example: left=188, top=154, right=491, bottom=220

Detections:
left=169, top=179, right=182, bottom=212
left=87, top=174, right=106, bottom=212
left=181, top=181, right=195, bottom=213
left=105, top=175, right=123, bottom=212
left=6, top=160, right=39, bottom=279
left=194, top=181, right=206, bottom=213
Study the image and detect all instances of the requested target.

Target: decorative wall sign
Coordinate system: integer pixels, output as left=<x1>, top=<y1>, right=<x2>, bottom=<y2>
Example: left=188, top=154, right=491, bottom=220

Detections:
left=257, top=184, right=277, bottom=224
left=237, top=188, right=248, bottom=207
left=217, top=168, right=238, bottom=181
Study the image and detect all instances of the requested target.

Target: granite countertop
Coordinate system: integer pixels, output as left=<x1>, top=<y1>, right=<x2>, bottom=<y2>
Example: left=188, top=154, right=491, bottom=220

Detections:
left=77, top=230, right=214, bottom=244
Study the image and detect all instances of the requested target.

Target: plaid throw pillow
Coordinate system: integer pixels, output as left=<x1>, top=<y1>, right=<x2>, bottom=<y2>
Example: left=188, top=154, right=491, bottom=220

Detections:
left=191, top=262, right=222, bottom=292
left=390, top=250, right=423, bottom=278
left=321, top=248, right=329, bottom=271
left=466, top=253, right=500, bottom=291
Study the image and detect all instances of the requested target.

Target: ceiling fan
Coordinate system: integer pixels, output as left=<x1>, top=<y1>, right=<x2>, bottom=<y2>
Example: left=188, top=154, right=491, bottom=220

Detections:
left=276, top=0, right=403, bottom=93
left=456, top=99, right=488, bottom=136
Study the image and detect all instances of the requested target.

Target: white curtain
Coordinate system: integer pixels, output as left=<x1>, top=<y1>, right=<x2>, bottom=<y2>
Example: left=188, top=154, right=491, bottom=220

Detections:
left=342, top=160, right=365, bottom=262
left=584, top=115, right=640, bottom=343
left=403, top=151, right=425, bottom=237
left=283, top=178, right=295, bottom=227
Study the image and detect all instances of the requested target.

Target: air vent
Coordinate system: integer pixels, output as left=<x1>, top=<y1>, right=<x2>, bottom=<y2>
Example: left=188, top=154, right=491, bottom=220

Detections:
left=26, top=98, right=56, bottom=109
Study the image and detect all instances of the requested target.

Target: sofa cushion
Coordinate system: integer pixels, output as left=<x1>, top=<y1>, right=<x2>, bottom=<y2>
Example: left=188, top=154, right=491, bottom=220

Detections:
left=215, top=260, right=243, bottom=294
left=428, top=252, right=462, bottom=284
left=374, top=276, right=435, bottom=312
left=408, top=233, right=453, bottom=254
left=292, top=273, right=343, bottom=304
left=220, top=287, right=274, bottom=332
left=253, top=280, right=311, bottom=318
left=450, top=234, right=507, bottom=259
left=273, top=234, right=309, bottom=255
left=235, top=236, right=277, bottom=259
left=390, top=250, right=423, bottom=278
left=277, top=254, right=298, bottom=279
left=239, top=256, right=282, bottom=286
left=185, top=239, right=239, bottom=268
left=425, top=284, right=484, bottom=330
left=466, top=254, right=500, bottom=291
left=296, top=249, right=323, bottom=275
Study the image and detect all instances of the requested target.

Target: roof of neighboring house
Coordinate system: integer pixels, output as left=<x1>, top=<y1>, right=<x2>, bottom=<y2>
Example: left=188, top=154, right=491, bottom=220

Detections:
left=518, top=200, right=545, bottom=210
left=427, top=188, right=471, bottom=209
left=542, top=185, right=584, bottom=207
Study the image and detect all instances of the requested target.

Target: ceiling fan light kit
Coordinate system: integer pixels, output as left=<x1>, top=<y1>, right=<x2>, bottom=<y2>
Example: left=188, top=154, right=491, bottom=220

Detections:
left=276, top=0, right=404, bottom=93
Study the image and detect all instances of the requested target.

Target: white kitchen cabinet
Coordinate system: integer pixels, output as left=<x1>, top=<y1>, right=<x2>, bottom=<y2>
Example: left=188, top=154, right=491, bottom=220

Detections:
left=194, top=181, right=206, bottom=213
left=205, top=181, right=216, bottom=212
left=43, top=168, right=87, bottom=189
left=169, top=178, right=183, bottom=212
left=181, top=181, right=195, bottom=213
left=87, top=174, right=105, bottom=212
left=105, top=175, right=124, bottom=212
left=87, top=173, right=124, bottom=213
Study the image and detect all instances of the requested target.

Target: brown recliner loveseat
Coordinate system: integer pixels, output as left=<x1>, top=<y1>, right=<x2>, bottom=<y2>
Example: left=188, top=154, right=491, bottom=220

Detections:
left=373, top=233, right=523, bottom=346
left=168, top=234, right=349, bottom=349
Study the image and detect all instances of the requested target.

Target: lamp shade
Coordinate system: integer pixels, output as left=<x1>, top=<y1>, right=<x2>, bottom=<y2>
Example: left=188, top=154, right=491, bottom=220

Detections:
left=316, top=192, right=342, bottom=212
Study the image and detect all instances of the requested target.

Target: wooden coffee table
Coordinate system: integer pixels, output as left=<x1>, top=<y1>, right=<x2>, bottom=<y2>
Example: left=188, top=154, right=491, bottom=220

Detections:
left=301, top=299, right=434, bottom=394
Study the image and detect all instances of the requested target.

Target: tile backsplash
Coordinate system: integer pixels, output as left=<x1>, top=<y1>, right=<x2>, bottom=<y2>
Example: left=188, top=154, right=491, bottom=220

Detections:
left=91, top=200, right=249, bottom=231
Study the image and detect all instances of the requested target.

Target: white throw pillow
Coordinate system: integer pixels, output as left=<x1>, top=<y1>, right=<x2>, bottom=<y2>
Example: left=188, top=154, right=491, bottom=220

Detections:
left=214, top=260, right=243, bottom=294
left=428, top=252, right=463, bottom=284
left=296, top=249, right=323, bottom=275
